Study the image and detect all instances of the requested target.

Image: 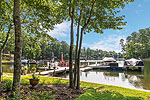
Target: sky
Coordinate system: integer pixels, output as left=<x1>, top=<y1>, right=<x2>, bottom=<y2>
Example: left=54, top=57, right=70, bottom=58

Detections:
left=47, top=0, right=150, bottom=53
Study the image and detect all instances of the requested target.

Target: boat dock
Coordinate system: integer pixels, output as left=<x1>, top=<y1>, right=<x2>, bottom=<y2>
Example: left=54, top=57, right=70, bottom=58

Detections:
left=35, top=59, right=144, bottom=75
left=35, top=67, right=69, bottom=75
left=36, top=66, right=96, bottom=75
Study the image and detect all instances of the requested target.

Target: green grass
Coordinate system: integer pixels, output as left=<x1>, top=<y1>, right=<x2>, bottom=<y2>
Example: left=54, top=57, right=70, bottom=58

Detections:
left=80, top=81, right=150, bottom=100
left=2, top=60, right=11, bottom=63
left=76, top=88, right=143, bottom=100
left=1, top=76, right=150, bottom=100
left=3, top=73, right=13, bottom=76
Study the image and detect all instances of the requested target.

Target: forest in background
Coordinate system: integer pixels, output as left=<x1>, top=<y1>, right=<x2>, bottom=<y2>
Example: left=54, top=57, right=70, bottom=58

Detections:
left=120, top=27, right=150, bottom=59
left=0, top=32, right=123, bottom=61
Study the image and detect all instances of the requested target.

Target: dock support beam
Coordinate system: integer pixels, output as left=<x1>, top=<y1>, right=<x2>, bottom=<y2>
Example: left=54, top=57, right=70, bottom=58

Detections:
left=96, top=61, right=97, bottom=66
left=88, top=62, right=89, bottom=66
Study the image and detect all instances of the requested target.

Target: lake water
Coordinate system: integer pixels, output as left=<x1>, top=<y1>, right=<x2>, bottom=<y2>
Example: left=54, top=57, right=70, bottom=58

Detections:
left=57, top=60, right=150, bottom=91
left=57, top=69, right=150, bottom=91
left=2, top=64, right=37, bottom=73
left=2, top=60, right=150, bottom=91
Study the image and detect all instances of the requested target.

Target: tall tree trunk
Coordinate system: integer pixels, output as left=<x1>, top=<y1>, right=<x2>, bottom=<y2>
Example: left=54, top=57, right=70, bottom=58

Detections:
left=0, top=24, right=12, bottom=82
left=74, top=10, right=82, bottom=87
left=76, top=29, right=84, bottom=89
left=76, top=0, right=96, bottom=89
left=74, top=24, right=79, bottom=87
left=12, top=0, right=22, bottom=96
left=69, top=16, right=74, bottom=88
left=69, top=5, right=74, bottom=88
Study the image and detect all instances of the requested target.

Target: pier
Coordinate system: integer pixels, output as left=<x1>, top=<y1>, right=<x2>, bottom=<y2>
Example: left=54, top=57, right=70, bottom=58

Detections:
left=35, top=60, right=144, bottom=75
left=35, top=67, right=69, bottom=75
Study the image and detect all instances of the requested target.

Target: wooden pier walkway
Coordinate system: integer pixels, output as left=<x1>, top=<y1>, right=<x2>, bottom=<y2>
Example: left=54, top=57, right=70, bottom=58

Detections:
left=35, top=67, right=69, bottom=75
left=35, top=64, right=124, bottom=76
left=35, top=66, right=95, bottom=75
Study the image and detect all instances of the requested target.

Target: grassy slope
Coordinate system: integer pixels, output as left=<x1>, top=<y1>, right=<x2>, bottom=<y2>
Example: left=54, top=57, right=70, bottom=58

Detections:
left=1, top=76, right=150, bottom=100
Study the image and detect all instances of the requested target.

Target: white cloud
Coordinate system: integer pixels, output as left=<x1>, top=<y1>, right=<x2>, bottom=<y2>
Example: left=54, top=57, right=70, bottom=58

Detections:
left=47, top=22, right=70, bottom=39
left=84, top=34, right=126, bottom=53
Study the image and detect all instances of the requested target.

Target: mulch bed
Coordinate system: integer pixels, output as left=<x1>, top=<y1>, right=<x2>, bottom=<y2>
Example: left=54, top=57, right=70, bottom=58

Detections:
left=0, top=83, right=85, bottom=100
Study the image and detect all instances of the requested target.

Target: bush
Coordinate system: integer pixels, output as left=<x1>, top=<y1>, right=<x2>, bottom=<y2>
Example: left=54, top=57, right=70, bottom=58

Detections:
left=2, top=79, right=12, bottom=91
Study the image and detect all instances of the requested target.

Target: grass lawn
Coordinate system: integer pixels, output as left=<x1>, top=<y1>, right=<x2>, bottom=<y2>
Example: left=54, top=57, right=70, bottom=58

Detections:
left=2, top=60, right=11, bottom=63
left=3, top=73, right=13, bottom=76
left=0, top=76, right=150, bottom=100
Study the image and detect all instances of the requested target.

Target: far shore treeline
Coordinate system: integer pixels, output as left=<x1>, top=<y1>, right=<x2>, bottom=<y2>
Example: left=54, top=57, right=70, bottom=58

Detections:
left=0, top=33, right=123, bottom=61
left=120, top=27, right=150, bottom=59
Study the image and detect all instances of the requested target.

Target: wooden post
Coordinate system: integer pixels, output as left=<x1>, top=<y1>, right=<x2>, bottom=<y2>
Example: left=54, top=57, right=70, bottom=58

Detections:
left=96, top=61, right=97, bottom=66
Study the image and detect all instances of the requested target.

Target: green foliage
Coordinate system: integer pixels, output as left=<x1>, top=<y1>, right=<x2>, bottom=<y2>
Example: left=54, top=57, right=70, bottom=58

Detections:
left=123, top=28, right=150, bottom=59
left=76, top=88, right=143, bottom=100
left=1, top=30, right=122, bottom=60
left=1, top=0, right=65, bottom=60
left=31, top=67, right=39, bottom=79
left=31, top=67, right=36, bottom=72
left=2, top=79, right=13, bottom=91
left=32, top=74, right=39, bottom=79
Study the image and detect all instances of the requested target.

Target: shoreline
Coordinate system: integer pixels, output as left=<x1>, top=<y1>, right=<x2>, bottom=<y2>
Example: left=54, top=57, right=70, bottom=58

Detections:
left=3, top=73, right=150, bottom=92
left=2, top=75, right=150, bottom=100
left=40, top=75, right=150, bottom=92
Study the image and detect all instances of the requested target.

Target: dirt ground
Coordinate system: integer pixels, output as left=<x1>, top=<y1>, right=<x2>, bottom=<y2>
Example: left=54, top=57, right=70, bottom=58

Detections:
left=0, top=83, right=85, bottom=100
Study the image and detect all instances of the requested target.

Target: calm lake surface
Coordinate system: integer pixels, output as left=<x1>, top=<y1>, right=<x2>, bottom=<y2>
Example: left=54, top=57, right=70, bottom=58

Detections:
left=2, top=64, right=37, bottom=73
left=2, top=60, right=150, bottom=91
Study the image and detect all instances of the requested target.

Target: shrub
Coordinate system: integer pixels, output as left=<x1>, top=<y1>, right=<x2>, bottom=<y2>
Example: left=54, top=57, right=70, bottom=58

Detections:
left=2, top=79, right=12, bottom=91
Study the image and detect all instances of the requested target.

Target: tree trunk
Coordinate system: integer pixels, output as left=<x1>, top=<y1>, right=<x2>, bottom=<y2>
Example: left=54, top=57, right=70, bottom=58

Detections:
left=74, top=25, right=79, bottom=87
left=69, top=15, right=74, bottom=88
left=74, top=10, right=82, bottom=87
left=76, top=0, right=96, bottom=89
left=76, top=29, right=84, bottom=89
left=0, top=51, right=2, bottom=82
left=12, top=0, right=22, bottom=96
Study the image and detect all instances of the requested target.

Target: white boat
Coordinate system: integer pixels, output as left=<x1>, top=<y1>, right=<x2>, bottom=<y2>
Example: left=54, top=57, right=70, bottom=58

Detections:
left=124, top=58, right=144, bottom=71
left=103, top=57, right=118, bottom=66
left=103, top=57, right=116, bottom=62
left=103, top=57, right=122, bottom=71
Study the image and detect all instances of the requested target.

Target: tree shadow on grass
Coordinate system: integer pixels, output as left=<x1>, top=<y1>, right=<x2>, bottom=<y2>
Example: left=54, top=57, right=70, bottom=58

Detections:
left=76, top=88, right=143, bottom=100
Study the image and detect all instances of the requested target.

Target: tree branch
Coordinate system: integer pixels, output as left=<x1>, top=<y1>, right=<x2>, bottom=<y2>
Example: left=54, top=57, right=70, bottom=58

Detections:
left=82, top=0, right=96, bottom=30
left=0, top=24, right=12, bottom=50
left=69, top=0, right=72, bottom=17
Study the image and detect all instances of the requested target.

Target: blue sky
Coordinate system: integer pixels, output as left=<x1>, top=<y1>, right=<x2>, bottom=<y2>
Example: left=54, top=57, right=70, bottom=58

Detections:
left=48, top=0, right=150, bottom=53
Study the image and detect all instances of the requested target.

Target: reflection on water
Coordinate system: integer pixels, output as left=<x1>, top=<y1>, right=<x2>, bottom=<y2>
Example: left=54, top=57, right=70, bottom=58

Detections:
left=2, top=64, right=37, bottom=73
left=58, top=61, right=150, bottom=91
left=59, top=70, right=150, bottom=91
left=2, top=64, right=14, bottom=73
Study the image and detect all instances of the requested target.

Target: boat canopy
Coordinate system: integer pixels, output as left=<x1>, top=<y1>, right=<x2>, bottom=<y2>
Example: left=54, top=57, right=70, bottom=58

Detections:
left=125, top=58, right=142, bottom=66
left=103, top=57, right=116, bottom=62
